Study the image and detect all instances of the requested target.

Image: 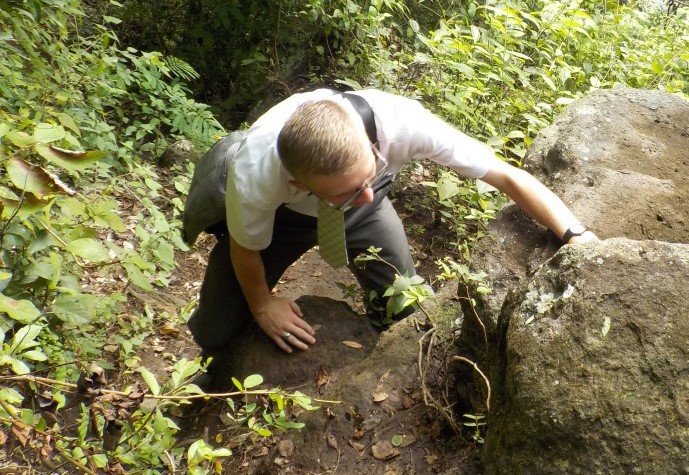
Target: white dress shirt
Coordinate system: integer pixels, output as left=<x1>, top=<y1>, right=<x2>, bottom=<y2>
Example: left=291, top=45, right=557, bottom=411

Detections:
left=226, top=89, right=496, bottom=250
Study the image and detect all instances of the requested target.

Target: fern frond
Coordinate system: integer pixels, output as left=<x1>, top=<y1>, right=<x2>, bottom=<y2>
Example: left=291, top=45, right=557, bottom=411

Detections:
left=163, top=55, right=200, bottom=81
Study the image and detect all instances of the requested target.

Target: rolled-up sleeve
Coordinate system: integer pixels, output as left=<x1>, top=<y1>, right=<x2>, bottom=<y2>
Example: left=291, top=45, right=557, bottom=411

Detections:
left=225, top=158, right=277, bottom=251
left=400, top=100, right=494, bottom=178
left=365, top=91, right=496, bottom=179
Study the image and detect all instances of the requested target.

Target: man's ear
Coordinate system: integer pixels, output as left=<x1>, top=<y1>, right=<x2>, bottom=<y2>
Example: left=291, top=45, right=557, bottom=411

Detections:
left=288, top=179, right=308, bottom=191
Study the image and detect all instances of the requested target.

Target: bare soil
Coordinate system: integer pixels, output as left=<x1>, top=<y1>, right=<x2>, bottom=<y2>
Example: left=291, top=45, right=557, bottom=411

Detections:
left=126, top=163, right=482, bottom=474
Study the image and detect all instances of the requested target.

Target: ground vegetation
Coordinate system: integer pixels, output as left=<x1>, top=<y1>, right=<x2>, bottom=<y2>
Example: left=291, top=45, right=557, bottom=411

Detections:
left=0, top=0, right=687, bottom=471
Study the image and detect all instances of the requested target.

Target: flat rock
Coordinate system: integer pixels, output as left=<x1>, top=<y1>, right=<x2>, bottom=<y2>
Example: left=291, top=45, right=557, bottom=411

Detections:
left=229, top=295, right=380, bottom=387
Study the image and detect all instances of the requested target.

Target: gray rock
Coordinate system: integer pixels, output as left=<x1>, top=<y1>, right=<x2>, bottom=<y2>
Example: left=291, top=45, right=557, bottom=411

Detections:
left=454, top=88, right=689, bottom=471
left=485, top=239, right=689, bottom=473
left=228, top=295, right=380, bottom=387
left=157, top=139, right=197, bottom=168
left=461, top=88, right=689, bottom=338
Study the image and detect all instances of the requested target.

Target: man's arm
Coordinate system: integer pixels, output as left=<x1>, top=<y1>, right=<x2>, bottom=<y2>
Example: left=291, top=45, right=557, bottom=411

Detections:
left=480, top=158, right=597, bottom=244
left=229, top=237, right=316, bottom=352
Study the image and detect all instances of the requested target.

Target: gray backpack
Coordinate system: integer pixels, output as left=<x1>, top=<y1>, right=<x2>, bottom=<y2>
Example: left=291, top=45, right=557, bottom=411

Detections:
left=181, top=130, right=246, bottom=245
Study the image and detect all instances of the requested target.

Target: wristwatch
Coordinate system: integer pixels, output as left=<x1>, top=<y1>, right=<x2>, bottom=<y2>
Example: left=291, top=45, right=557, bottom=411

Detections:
left=562, top=224, right=588, bottom=243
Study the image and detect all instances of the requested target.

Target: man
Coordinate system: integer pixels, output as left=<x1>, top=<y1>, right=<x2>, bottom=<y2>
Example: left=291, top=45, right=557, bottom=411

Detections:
left=183, top=88, right=596, bottom=386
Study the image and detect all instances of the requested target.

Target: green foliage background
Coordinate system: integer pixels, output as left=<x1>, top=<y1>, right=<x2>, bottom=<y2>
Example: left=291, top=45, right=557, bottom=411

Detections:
left=1, top=0, right=688, bottom=471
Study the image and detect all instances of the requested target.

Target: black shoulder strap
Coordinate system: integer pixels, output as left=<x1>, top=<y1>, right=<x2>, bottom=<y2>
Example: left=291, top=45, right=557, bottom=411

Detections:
left=342, top=92, right=378, bottom=146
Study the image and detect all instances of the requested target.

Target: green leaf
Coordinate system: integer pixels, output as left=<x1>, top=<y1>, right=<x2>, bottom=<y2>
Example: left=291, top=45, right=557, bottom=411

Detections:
left=391, top=434, right=403, bottom=447
left=232, top=377, right=243, bottom=391
left=254, top=427, right=272, bottom=437
left=4, top=131, right=34, bottom=148
left=92, top=454, right=108, bottom=468
left=33, top=123, right=66, bottom=143
left=123, top=264, right=153, bottom=291
left=153, top=242, right=174, bottom=266
left=0, top=293, right=41, bottom=323
left=437, top=178, right=460, bottom=201
left=27, top=230, right=54, bottom=255
left=55, top=113, right=81, bottom=136
left=243, top=374, right=263, bottom=389
left=51, top=293, right=98, bottom=324
left=8, top=357, right=31, bottom=375
left=212, top=448, right=232, bottom=457
left=0, top=387, right=24, bottom=405
left=0, top=190, right=48, bottom=218
left=66, top=238, right=109, bottom=262
left=21, top=349, right=47, bottom=361
left=392, top=275, right=411, bottom=292
left=139, top=367, right=161, bottom=395
left=35, top=145, right=107, bottom=171
left=506, top=130, right=525, bottom=139
left=9, top=324, right=43, bottom=353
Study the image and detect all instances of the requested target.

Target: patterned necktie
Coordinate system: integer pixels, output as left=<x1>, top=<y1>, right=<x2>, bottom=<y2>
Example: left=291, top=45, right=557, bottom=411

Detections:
left=317, top=199, right=348, bottom=268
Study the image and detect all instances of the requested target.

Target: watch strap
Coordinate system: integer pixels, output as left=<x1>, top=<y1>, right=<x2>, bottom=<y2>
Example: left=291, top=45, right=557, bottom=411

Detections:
left=562, top=225, right=587, bottom=243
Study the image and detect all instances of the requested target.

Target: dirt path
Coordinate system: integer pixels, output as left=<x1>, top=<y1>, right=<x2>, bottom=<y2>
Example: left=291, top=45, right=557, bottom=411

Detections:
left=126, top=172, right=482, bottom=473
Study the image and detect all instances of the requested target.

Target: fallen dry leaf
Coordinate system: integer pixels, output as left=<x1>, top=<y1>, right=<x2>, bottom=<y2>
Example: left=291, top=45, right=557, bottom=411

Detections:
left=352, top=427, right=365, bottom=439
left=342, top=340, right=363, bottom=349
left=11, top=423, right=30, bottom=446
left=371, top=440, right=400, bottom=460
left=253, top=446, right=269, bottom=458
left=158, top=323, right=180, bottom=336
left=402, top=395, right=414, bottom=409
left=326, top=432, right=339, bottom=451
left=349, top=440, right=365, bottom=452
left=278, top=439, right=294, bottom=458
left=383, top=463, right=402, bottom=475
left=0, top=429, right=7, bottom=446
left=373, top=392, right=389, bottom=403
left=273, top=456, right=290, bottom=467
left=398, top=434, right=417, bottom=447
left=316, top=366, right=329, bottom=392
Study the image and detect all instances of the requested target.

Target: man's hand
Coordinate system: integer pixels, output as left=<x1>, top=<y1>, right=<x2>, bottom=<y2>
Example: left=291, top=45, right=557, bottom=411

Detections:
left=229, top=238, right=317, bottom=353
left=252, top=296, right=316, bottom=353
left=566, top=230, right=599, bottom=245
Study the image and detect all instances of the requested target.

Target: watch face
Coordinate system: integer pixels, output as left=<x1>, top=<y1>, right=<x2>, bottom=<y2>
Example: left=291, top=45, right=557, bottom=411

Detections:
left=570, top=224, right=587, bottom=235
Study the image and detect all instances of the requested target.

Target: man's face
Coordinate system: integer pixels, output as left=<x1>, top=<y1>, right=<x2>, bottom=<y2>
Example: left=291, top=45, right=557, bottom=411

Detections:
left=298, top=146, right=389, bottom=210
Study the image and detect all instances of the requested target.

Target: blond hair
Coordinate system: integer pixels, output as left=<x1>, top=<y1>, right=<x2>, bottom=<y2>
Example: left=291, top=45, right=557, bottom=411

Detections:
left=277, top=100, right=366, bottom=180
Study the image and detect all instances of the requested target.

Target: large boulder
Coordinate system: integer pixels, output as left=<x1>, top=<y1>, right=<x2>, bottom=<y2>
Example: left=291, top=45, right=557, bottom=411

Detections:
left=461, top=88, right=689, bottom=334
left=485, top=239, right=689, bottom=473
left=453, top=88, right=689, bottom=470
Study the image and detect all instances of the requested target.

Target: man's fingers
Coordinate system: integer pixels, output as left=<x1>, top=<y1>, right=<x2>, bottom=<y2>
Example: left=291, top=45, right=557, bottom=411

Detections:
left=273, top=335, right=293, bottom=353
left=289, top=300, right=303, bottom=317
left=275, top=330, right=310, bottom=352
left=285, top=333, right=309, bottom=351
left=291, top=325, right=316, bottom=345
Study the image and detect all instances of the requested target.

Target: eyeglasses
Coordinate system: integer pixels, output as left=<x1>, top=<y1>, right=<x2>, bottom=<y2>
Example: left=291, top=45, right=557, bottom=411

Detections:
left=336, top=146, right=392, bottom=212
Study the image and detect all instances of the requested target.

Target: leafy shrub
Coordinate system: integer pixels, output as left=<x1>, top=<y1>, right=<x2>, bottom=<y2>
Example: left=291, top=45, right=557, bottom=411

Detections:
left=0, top=0, right=226, bottom=470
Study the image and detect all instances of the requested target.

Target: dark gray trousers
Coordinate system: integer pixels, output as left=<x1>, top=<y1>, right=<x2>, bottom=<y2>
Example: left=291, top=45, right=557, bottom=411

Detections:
left=187, top=189, right=415, bottom=352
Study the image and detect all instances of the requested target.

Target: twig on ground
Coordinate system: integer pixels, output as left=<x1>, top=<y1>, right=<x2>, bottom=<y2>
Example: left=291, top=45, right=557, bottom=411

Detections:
left=0, top=374, right=342, bottom=404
